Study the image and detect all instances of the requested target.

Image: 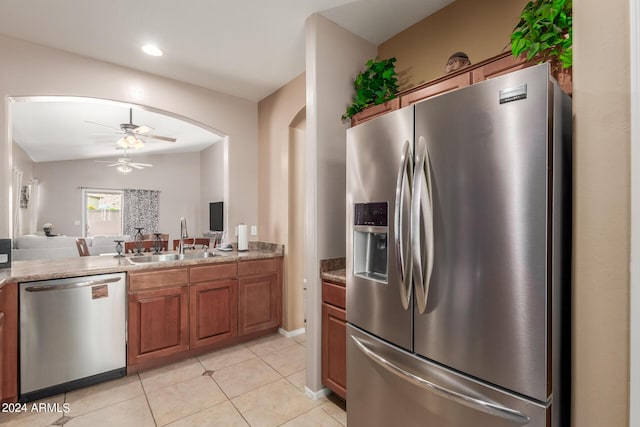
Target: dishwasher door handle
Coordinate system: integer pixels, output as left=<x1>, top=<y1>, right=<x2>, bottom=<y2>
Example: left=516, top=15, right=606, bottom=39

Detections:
left=24, top=276, right=122, bottom=292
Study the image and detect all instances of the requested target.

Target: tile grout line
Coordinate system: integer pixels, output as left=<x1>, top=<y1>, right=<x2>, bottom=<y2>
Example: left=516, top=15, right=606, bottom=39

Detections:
left=138, top=372, right=160, bottom=427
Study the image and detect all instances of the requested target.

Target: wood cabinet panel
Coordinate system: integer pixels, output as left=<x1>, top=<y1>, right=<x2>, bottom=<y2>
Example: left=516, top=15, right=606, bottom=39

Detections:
left=400, top=72, right=471, bottom=107
left=190, top=263, right=237, bottom=283
left=0, top=283, right=17, bottom=403
left=129, top=268, right=188, bottom=291
left=128, top=286, right=189, bottom=365
left=238, top=258, right=277, bottom=277
left=238, top=274, right=278, bottom=335
left=322, top=281, right=346, bottom=310
left=190, top=280, right=237, bottom=348
left=471, top=53, right=532, bottom=83
left=351, top=98, right=400, bottom=126
left=322, top=302, right=347, bottom=400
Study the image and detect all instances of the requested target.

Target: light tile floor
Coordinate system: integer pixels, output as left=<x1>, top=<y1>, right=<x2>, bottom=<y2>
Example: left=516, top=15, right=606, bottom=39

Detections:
left=0, top=333, right=346, bottom=427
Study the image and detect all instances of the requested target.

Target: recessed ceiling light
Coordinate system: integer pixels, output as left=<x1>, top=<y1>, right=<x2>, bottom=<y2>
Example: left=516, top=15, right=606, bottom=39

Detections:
left=141, top=44, right=163, bottom=57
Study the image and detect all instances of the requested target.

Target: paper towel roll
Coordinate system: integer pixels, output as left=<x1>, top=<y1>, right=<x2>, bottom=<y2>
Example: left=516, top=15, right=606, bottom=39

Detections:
left=237, top=223, right=248, bottom=252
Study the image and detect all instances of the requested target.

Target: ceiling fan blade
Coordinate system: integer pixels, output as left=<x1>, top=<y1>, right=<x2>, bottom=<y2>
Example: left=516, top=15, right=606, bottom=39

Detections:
left=84, top=120, right=121, bottom=131
left=94, top=160, right=117, bottom=164
left=133, top=125, right=153, bottom=134
left=131, top=162, right=152, bottom=167
left=129, top=164, right=144, bottom=170
left=145, top=134, right=177, bottom=142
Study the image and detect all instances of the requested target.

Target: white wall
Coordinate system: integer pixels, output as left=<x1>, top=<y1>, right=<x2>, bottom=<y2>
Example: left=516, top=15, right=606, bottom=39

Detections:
left=0, top=34, right=258, bottom=240
left=33, top=151, right=204, bottom=240
left=304, top=13, right=376, bottom=394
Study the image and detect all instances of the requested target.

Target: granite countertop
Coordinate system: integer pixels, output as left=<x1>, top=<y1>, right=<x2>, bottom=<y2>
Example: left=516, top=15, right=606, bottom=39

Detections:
left=320, top=257, right=346, bottom=284
left=2, top=242, right=284, bottom=283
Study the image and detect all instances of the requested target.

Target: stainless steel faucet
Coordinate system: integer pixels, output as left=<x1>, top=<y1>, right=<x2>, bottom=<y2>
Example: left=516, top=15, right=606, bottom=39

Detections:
left=178, top=217, right=188, bottom=255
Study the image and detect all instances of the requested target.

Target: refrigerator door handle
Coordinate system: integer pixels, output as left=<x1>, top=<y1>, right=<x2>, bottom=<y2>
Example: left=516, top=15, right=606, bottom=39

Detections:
left=412, top=136, right=435, bottom=314
left=351, top=335, right=531, bottom=425
left=394, top=139, right=413, bottom=310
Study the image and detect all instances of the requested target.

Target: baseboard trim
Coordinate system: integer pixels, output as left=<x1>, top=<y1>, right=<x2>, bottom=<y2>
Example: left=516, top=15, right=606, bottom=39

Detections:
left=305, top=386, right=330, bottom=400
left=278, top=327, right=305, bottom=338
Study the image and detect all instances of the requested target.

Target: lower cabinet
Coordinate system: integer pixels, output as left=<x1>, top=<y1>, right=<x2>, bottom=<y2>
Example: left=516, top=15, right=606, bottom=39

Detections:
left=321, top=280, right=347, bottom=400
left=190, top=280, right=238, bottom=348
left=0, top=283, right=17, bottom=403
left=238, top=273, right=279, bottom=336
left=128, top=285, right=189, bottom=365
left=127, top=258, right=282, bottom=369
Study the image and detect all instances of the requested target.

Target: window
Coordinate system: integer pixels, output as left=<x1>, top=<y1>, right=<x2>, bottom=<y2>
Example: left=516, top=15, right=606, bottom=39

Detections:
left=82, top=189, right=123, bottom=237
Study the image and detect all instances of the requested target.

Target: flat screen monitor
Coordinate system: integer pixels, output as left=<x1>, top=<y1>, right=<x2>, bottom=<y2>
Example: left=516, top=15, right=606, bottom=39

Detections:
left=209, top=202, right=224, bottom=231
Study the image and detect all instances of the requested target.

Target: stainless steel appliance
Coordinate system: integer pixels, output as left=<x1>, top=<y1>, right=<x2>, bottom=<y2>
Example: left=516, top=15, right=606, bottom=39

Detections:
left=20, top=272, right=127, bottom=402
left=346, top=64, right=571, bottom=426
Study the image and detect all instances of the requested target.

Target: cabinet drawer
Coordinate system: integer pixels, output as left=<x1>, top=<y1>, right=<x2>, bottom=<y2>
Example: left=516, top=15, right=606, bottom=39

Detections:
left=322, top=281, right=346, bottom=310
left=190, top=263, right=237, bottom=283
left=129, top=268, right=188, bottom=291
left=238, top=258, right=277, bottom=277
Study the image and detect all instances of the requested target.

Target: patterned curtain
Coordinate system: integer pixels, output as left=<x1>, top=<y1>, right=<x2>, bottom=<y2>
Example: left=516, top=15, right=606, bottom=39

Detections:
left=122, top=189, right=160, bottom=237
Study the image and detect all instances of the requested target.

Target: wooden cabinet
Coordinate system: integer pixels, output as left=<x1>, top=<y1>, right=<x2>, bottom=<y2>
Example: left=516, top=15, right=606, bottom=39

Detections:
left=189, top=263, right=238, bottom=348
left=128, top=268, right=189, bottom=365
left=127, top=257, right=283, bottom=370
left=400, top=72, right=471, bottom=107
left=351, top=98, right=400, bottom=126
left=471, top=53, right=533, bottom=83
left=238, top=259, right=281, bottom=336
left=352, top=52, right=572, bottom=127
left=0, top=283, right=17, bottom=403
left=321, top=280, right=347, bottom=400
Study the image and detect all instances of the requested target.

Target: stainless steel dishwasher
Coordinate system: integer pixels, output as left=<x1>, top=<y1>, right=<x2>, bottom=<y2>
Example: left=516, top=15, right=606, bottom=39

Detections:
left=20, top=272, right=126, bottom=402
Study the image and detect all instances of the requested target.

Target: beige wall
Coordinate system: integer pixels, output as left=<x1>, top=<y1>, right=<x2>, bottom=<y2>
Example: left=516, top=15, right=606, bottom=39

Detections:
left=378, top=0, right=528, bottom=90
left=258, top=73, right=306, bottom=331
left=200, top=140, right=227, bottom=234
left=304, top=12, right=376, bottom=393
left=12, top=143, right=36, bottom=235
left=33, top=151, right=203, bottom=240
left=573, top=0, right=630, bottom=425
left=0, top=34, right=258, bottom=241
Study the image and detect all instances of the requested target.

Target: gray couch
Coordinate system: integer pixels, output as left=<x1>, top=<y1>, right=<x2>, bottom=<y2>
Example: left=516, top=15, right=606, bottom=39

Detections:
left=12, top=235, right=131, bottom=261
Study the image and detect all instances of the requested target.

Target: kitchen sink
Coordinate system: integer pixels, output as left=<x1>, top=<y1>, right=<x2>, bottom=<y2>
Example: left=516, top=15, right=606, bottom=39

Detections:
left=127, top=252, right=216, bottom=264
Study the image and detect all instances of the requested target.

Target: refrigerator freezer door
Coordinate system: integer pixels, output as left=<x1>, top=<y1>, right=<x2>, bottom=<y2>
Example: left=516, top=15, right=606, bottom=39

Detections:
left=346, top=106, right=414, bottom=351
left=413, top=64, right=552, bottom=402
left=347, top=324, right=548, bottom=427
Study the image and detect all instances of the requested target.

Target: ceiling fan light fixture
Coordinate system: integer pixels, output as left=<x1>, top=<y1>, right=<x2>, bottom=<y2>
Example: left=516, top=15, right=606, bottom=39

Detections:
left=117, top=134, right=144, bottom=149
left=117, top=164, right=133, bottom=175
left=142, top=44, right=163, bottom=57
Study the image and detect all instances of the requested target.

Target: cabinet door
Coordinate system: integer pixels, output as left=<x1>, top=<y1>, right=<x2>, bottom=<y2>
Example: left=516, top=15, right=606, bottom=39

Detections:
left=400, top=72, right=471, bottom=107
left=238, top=274, right=279, bottom=335
left=0, top=284, right=17, bottom=403
left=471, top=54, right=532, bottom=83
left=128, top=286, right=189, bottom=365
left=190, top=280, right=238, bottom=348
left=322, top=302, right=347, bottom=399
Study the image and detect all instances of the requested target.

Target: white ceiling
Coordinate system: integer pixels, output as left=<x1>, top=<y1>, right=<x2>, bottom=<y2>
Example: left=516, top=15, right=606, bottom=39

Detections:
left=11, top=98, right=223, bottom=162
left=1, top=0, right=454, bottom=163
left=0, top=0, right=453, bottom=102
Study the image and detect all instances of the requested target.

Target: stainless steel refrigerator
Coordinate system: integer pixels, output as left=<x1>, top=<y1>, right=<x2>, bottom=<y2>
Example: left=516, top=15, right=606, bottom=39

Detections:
left=345, top=63, right=571, bottom=427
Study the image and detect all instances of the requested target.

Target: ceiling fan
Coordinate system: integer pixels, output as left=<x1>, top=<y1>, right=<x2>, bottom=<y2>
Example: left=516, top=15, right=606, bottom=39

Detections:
left=85, top=108, right=177, bottom=149
left=94, top=155, right=152, bottom=175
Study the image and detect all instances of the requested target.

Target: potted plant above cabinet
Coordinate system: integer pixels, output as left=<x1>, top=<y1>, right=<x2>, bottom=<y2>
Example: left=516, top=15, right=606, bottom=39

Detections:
left=510, top=0, right=572, bottom=82
left=342, top=57, right=399, bottom=124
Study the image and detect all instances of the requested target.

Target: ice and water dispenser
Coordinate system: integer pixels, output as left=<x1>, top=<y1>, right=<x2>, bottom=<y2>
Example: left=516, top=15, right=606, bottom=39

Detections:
left=353, top=202, right=388, bottom=283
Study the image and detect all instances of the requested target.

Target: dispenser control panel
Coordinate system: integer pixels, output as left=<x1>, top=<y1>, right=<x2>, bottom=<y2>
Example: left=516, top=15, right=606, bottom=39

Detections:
left=354, top=202, right=388, bottom=226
